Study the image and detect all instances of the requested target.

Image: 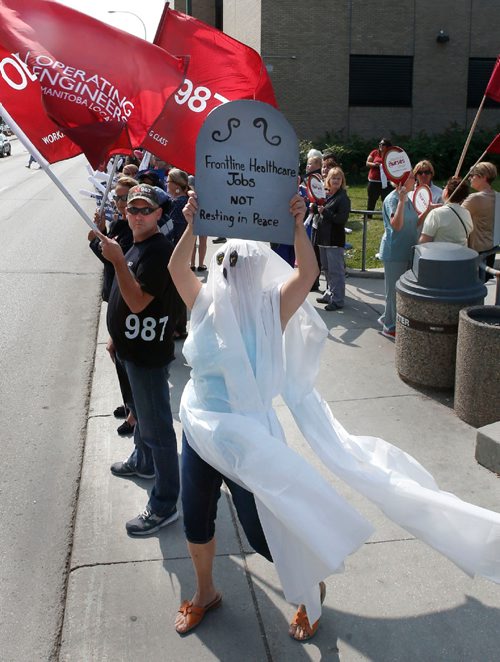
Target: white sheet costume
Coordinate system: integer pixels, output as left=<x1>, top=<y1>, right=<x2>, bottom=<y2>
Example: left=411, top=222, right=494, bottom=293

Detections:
left=180, top=240, right=500, bottom=624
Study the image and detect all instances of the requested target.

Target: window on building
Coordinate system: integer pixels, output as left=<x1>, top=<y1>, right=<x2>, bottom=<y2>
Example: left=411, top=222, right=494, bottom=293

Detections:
left=467, top=58, right=499, bottom=108
left=349, top=55, right=413, bottom=107
left=215, top=0, right=223, bottom=30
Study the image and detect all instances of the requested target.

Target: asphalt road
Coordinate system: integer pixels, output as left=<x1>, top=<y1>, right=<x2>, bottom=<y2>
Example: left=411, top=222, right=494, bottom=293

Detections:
left=0, top=138, right=102, bottom=661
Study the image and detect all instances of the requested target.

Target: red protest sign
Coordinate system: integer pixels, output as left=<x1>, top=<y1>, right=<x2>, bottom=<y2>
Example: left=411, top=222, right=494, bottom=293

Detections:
left=306, top=173, right=326, bottom=204
left=412, top=184, right=432, bottom=214
left=382, top=146, right=412, bottom=184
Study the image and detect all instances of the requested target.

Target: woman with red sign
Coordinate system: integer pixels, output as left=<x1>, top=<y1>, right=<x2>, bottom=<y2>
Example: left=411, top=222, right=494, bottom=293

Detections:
left=315, top=167, right=351, bottom=310
left=366, top=138, right=392, bottom=216
left=378, top=171, right=422, bottom=338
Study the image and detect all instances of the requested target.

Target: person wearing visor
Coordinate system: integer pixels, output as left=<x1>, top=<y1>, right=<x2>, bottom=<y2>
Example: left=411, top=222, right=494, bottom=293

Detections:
left=101, top=184, right=180, bottom=536
left=463, top=161, right=498, bottom=280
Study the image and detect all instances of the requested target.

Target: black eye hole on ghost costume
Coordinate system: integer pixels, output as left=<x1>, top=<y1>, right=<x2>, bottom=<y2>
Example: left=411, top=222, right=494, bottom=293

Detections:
left=218, top=249, right=238, bottom=279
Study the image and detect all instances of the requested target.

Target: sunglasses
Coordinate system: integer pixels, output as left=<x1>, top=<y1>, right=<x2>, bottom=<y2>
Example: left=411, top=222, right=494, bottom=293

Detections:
left=126, top=206, right=157, bottom=216
left=416, top=170, right=432, bottom=176
left=113, top=193, right=128, bottom=202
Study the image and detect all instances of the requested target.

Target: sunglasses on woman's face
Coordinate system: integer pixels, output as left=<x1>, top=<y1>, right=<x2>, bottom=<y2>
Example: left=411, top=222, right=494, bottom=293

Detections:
left=417, top=170, right=432, bottom=176
left=114, top=193, right=128, bottom=201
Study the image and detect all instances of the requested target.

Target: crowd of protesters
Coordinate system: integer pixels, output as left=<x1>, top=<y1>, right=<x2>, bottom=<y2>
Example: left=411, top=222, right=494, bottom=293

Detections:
left=84, top=140, right=498, bottom=641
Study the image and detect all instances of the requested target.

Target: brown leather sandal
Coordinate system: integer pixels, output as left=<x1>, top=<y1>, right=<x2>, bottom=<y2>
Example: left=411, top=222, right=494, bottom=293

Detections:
left=289, top=582, right=326, bottom=642
left=175, top=593, right=222, bottom=635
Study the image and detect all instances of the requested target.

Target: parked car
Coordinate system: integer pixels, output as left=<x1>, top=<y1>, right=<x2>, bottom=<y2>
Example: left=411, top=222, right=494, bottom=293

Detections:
left=0, top=133, right=11, bottom=157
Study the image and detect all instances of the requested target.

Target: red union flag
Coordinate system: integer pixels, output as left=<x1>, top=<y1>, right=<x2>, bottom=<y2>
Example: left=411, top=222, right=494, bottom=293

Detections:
left=143, top=6, right=277, bottom=173
left=0, top=46, right=81, bottom=163
left=486, top=133, right=500, bottom=155
left=485, top=55, right=500, bottom=103
left=0, top=0, right=187, bottom=167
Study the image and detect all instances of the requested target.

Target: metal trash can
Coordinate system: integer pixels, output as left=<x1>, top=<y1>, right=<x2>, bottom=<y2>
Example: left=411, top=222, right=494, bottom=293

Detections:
left=395, top=243, right=486, bottom=389
left=455, top=305, right=500, bottom=427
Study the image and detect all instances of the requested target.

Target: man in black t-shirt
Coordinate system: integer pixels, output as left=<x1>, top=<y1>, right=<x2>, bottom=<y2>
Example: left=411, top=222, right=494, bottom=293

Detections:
left=101, top=184, right=179, bottom=536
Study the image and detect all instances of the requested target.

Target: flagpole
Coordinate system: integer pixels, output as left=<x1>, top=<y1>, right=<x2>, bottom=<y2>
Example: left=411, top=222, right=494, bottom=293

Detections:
left=454, top=95, right=486, bottom=176
left=96, top=156, right=120, bottom=230
left=0, top=103, right=99, bottom=232
left=447, top=148, right=489, bottom=204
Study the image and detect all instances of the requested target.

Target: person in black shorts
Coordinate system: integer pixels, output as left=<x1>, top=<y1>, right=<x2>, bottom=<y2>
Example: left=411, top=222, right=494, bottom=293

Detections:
left=100, top=184, right=180, bottom=536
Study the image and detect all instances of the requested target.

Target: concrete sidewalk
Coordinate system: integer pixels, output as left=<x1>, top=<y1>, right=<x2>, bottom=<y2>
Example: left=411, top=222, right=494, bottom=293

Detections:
left=59, top=261, right=500, bottom=661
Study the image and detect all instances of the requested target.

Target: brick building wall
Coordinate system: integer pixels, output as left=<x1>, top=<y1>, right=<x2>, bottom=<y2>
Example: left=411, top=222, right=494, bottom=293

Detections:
left=182, top=0, right=500, bottom=142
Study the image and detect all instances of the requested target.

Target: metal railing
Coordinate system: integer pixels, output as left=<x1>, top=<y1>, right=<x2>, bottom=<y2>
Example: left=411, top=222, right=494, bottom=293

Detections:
left=349, top=209, right=383, bottom=271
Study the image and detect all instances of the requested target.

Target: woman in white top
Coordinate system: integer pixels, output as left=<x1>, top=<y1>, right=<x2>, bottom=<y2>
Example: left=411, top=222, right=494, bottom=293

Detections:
left=419, top=176, right=473, bottom=246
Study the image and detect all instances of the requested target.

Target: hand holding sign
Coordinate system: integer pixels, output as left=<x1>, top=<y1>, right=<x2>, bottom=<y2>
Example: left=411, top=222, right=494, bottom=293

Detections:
left=383, top=146, right=412, bottom=184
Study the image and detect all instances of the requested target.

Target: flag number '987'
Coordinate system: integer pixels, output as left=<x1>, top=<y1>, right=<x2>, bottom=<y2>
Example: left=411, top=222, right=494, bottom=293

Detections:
left=125, top=315, right=169, bottom=341
left=174, top=78, right=229, bottom=113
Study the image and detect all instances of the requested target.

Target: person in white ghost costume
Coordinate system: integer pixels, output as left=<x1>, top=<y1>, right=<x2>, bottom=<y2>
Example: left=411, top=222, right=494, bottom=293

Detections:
left=168, top=191, right=500, bottom=641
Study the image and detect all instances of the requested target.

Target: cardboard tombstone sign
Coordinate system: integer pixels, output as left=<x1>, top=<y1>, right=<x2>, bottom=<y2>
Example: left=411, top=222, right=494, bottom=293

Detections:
left=194, top=100, right=299, bottom=244
left=382, top=146, right=412, bottom=184
left=412, top=184, right=432, bottom=214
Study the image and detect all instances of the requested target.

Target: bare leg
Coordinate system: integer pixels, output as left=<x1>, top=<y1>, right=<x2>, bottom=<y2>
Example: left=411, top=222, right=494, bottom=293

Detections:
left=126, top=411, right=136, bottom=427
left=190, top=242, right=197, bottom=269
left=175, top=538, right=221, bottom=633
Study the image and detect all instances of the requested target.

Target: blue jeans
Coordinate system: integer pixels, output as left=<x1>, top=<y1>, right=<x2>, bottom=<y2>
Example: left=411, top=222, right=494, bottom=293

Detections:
left=119, top=355, right=180, bottom=517
left=382, top=260, right=408, bottom=330
left=319, top=246, right=345, bottom=307
left=181, top=433, right=272, bottom=561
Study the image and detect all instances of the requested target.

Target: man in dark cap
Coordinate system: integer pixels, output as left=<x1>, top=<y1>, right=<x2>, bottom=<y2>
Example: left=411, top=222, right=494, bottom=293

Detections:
left=100, top=184, right=179, bottom=536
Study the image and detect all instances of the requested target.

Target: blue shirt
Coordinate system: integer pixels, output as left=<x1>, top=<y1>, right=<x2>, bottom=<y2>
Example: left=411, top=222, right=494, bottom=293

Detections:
left=379, top=190, right=420, bottom=262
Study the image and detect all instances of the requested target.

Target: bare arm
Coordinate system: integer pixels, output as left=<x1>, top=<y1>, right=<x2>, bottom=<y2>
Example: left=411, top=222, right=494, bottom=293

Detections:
left=280, top=195, right=319, bottom=330
left=418, top=233, right=434, bottom=244
left=100, top=236, right=154, bottom=313
left=168, top=191, right=202, bottom=310
left=390, top=185, right=407, bottom=231
left=415, top=202, right=441, bottom=228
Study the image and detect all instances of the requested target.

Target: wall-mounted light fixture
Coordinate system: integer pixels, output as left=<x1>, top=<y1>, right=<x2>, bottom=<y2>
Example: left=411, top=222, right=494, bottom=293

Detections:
left=436, top=29, right=450, bottom=44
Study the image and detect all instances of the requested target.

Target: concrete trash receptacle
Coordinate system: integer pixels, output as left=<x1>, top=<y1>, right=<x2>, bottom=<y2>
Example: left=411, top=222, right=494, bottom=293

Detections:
left=395, top=243, right=486, bottom=389
left=455, top=305, right=500, bottom=427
